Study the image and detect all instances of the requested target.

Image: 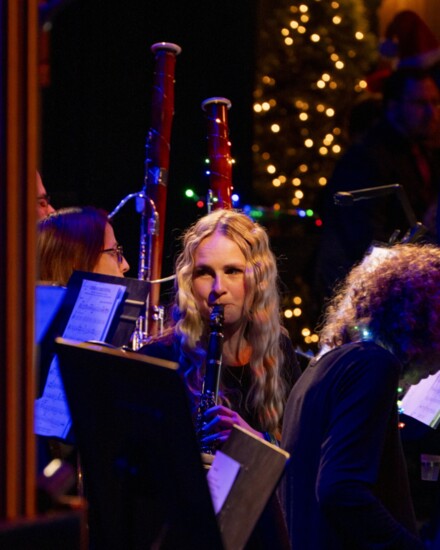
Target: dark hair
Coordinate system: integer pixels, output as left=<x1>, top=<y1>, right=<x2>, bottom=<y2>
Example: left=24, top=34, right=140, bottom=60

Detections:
left=319, top=243, right=440, bottom=365
left=37, top=206, right=109, bottom=285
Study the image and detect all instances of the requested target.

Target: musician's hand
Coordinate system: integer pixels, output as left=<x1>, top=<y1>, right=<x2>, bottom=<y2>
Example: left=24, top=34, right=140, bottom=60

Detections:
left=199, top=404, right=263, bottom=447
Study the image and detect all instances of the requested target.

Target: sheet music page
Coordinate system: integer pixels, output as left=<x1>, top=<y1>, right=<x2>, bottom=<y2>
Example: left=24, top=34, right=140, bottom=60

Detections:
left=207, top=451, right=241, bottom=514
left=63, top=279, right=126, bottom=342
left=401, top=371, right=440, bottom=428
left=35, top=356, right=73, bottom=438
left=35, top=279, right=126, bottom=438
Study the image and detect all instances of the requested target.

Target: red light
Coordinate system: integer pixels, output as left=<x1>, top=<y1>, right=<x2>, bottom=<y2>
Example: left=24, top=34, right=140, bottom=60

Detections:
left=196, top=200, right=204, bottom=209
left=315, top=219, right=323, bottom=227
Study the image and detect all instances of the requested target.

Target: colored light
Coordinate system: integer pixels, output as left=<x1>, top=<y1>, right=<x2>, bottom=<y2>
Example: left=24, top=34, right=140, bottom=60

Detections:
left=185, top=189, right=195, bottom=198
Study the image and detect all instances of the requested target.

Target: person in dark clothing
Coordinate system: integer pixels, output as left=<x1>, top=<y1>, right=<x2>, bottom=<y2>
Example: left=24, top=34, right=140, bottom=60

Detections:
left=139, top=209, right=301, bottom=549
left=315, top=68, right=440, bottom=302
left=140, top=208, right=301, bottom=446
left=280, top=243, right=440, bottom=549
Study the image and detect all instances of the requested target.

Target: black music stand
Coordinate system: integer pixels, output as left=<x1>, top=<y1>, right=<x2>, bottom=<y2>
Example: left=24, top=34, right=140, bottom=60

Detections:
left=38, top=271, right=150, bottom=396
left=55, top=338, right=223, bottom=550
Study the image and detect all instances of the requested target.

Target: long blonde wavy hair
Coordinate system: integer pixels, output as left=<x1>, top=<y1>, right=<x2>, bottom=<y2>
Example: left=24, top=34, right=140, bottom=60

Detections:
left=171, top=209, right=287, bottom=432
left=319, top=243, right=440, bottom=365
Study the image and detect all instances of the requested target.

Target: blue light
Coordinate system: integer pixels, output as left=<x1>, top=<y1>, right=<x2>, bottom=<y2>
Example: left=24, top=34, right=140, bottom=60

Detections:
left=231, top=193, right=239, bottom=203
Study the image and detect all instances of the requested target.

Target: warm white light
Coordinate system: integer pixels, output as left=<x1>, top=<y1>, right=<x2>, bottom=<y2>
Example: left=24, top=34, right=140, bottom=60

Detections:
left=304, top=139, right=314, bottom=148
left=285, top=37, right=294, bottom=46
left=298, top=26, right=306, bottom=34
left=335, top=60, right=344, bottom=69
left=290, top=20, right=299, bottom=29
left=254, top=104, right=262, bottom=113
left=295, top=190, right=304, bottom=199
left=284, top=309, right=293, bottom=319
left=332, top=144, right=342, bottom=153
left=299, top=112, right=308, bottom=121
left=281, top=28, right=290, bottom=36
left=292, top=178, right=301, bottom=186
left=262, top=102, right=271, bottom=111
left=322, top=73, right=330, bottom=81
left=333, top=16, right=342, bottom=24
left=326, top=108, right=335, bottom=117
left=293, top=308, right=302, bottom=317
left=293, top=296, right=302, bottom=305
left=271, top=123, right=281, bottom=133
left=267, top=164, right=276, bottom=174
left=43, top=459, right=62, bottom=478
left=311, top=34, right=320, bottom=42
left=319, top=147, right=328, bottom=155
left=318, top=177, right=327, bottom=186
left=299, top=164, right=308, bottom=173
left=292, top=197, right=300, bottom=206
left=272, top=178, right=281, bottom=187
left=299, top=4, right=308, bottom=12
left=317, top=80, right=325, bottom=89
left=355, top=31, right=364, bottom=40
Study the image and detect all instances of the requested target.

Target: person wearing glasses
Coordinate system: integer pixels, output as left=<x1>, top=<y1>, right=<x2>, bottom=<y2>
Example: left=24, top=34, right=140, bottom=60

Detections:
left=37, top=206, right=129, bottom=285
left=36, top=170, right=55, bottom=221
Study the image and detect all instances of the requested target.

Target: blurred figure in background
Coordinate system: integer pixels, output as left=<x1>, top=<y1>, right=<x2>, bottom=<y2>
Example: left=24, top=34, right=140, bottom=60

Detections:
left=315, top=68, right=440, bottom=303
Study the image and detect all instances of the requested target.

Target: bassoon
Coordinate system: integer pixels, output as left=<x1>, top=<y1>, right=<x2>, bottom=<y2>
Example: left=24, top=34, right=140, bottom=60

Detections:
left=133, top=41, right=181, bottom=347
left=201, top=97, right=233, bottom=210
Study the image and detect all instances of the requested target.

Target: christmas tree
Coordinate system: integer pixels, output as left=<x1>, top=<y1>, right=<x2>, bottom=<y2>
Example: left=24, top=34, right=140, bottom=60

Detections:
left=254, top=0, right=378, bottom=208
left=252, top=0, right=379, bottom=349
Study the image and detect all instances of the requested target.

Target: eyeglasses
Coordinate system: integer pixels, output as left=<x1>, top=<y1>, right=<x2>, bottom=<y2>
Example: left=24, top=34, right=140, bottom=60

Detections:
left=37, top=194, right=51, bottom=208
left=100, top=244, right=124, bottom=264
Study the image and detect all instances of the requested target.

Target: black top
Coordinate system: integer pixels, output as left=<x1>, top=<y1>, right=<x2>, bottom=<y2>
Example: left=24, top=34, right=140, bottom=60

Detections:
left=279, top=341, right=423, bottom=549
left=139, top=332, right=301, bottom=433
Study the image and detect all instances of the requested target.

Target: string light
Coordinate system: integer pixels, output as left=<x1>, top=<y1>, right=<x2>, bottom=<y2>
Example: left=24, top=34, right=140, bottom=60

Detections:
left=253, top=1, right=378, bottom=350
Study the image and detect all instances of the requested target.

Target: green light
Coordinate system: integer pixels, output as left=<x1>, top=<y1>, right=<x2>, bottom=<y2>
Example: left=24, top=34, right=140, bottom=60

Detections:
left=185, top=189, right=195, bottom=199
left=249, top=209, right=263, bottom=219
left=306, top=209, right=314, bottom=217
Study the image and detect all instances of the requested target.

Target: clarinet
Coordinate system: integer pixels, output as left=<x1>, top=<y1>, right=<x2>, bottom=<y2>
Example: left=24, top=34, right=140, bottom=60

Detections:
left=196, top=304, right=225, bottom=455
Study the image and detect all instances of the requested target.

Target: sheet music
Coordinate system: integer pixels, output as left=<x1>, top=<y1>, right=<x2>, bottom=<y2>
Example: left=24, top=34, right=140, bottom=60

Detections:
left=401, top=371, right=440, bottom=428
left=35, top=279, right=126, bottom=438
left=207, top=451, right=241, bottom=514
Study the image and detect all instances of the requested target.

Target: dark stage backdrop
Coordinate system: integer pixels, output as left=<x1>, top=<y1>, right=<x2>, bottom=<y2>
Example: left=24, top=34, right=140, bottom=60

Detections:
left=41, top=0, right=257, bottom=301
